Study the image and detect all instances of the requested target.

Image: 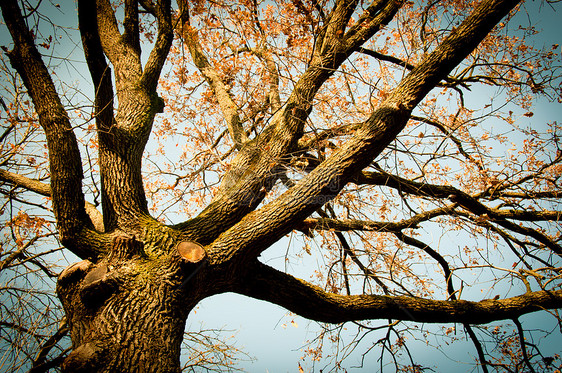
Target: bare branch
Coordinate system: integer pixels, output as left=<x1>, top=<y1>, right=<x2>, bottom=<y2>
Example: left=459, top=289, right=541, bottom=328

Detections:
left=0, top=169, right=51, bottom=196
left=299, top=206, right=453, bottom=233
left=238, top=261, right=562, bottom=324
left=0, top=169, right=104, bottom=233
left=29, top=319, right=69, bottom=373
left=352, top=169, right=562, bottom=254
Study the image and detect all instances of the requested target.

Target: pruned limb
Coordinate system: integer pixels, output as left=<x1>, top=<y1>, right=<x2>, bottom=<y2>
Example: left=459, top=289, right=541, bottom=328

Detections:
left=80, top=263, right=122, bottom=309
left=177, top=241, right=206, bottom=263
left=61, top=342, right=106, bottom=373
left=238, top=261, right=562, bottom=325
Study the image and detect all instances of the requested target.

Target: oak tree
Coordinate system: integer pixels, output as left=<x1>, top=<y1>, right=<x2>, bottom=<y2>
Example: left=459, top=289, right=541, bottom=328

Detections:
left=1, top=0, right=561, bottom=371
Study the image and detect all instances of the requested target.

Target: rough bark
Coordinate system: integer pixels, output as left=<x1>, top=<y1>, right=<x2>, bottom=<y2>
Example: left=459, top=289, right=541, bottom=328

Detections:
left=55, top=232, right=211, bottom=373
left=4, top=0, right=562, bottom=371
left=0, top=0, right=101, bottom=257
left=237, top=262, right=562, bottom=324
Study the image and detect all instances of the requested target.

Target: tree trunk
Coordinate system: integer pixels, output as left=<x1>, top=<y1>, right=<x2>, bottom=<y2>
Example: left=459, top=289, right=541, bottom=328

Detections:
left=56, top=234, right=205, bottom=373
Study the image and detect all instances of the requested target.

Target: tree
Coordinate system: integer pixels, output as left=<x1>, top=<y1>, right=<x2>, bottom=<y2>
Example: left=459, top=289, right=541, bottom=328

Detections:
left=0, top=0, right=561, bottom=371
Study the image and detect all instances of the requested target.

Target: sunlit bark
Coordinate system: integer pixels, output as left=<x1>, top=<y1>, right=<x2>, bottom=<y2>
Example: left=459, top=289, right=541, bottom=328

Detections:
left=1, top=0, right=560, bottom=371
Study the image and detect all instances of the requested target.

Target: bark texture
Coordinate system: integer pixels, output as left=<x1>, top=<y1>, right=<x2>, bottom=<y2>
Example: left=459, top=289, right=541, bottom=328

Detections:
left=3, top=0, right=561, bottom=371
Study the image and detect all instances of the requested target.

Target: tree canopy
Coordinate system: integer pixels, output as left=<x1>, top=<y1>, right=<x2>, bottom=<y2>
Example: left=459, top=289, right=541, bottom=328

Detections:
left=0, top=0, right=561, bottom=371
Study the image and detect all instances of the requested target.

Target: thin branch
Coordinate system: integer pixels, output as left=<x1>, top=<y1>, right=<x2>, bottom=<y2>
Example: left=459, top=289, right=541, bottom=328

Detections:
left=322, top=205, right=390, bottom=293
left=298, top=206, right=454, bottom=234
left=27, top=319, right=69, bottom=373
left=464, top=325, right=490, bottom=373
left=179, top=2, right=248, bottom=149
left=513, top=318, right=536, bottom=373
left=352, top=169, right=562, bottom=255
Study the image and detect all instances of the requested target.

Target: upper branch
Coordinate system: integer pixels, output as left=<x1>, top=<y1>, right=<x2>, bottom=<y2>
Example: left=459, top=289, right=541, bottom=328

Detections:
left=178, top=0, right=401, bottom=242
left=179, top=4, right=248, bottom=149
left=0, top=0, right=94, bottom=254
left=80, top=0, right=172, bottom=229
left=96, top=0, right=143, bottom=84
left=298, top=206, right=453, bottom=233
left=315, top=0, right=360, bottom=55
left=78, top=0, right=115, bottom=133
left=237, top=262, right=562, bottom=325
left=353, top=170, right=562, bottom=255
left=123, top=0, right=142, bottom=55
left=343, top=0, right=398, bottom=50
left=205, top=0, right=522, bottom=265
left=141, top=0, right=173, bottom=91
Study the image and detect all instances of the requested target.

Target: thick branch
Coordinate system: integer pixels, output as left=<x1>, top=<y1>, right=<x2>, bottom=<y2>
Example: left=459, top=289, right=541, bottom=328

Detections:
left=123, top=0, right=141, bottom=55
left=315, top=0, right=360, bottom=55
left=1, top=0, right=92, bottom=249
left=343, top=0, right=398, bottom=50
left=0, top=168, right=50, bottom=196
left=180, top=0, right=401, bottom=243
left=78, top=0, right=115, bottom=133
left=84, top=0, right=171, bottom=228
left=205, top=0, right=522, bottom=265
left=141, top=0, right=173, bottom=91
left=96, top=0, right=143, bottom=84
left=78, top=0, right=116, bottom=230
left=238, top=262, right=562, bottom=325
